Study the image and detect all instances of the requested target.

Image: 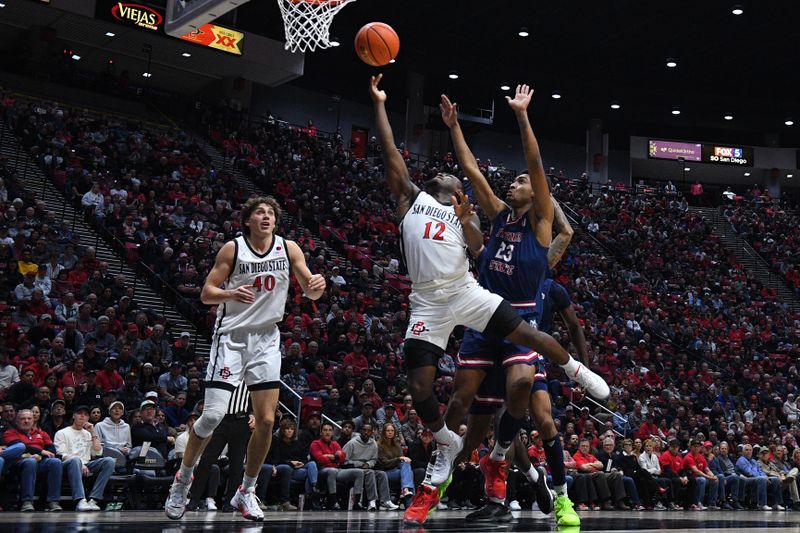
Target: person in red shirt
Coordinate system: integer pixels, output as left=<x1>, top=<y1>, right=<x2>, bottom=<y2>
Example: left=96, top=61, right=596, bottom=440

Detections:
left=4, top=409, right=63, bottom=510
left=343, top=343, right=368, bottom=374
left=682, top=439, right=718, bottom=510
left=637, top=414, right=660, bottom=441
left=309, top=422, right=346, bottom=509
left=307, top=360, right=335, bottom=399
left=95, top=356, right=124, bottom=392
left=527, top=430, right=545, bottom=465
left=659, top=439, right=689, bottom=509
left=572, top=438, right=627, bottom=510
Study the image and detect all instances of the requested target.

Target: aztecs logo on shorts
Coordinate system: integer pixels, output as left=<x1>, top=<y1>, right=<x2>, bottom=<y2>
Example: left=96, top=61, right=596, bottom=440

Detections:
left=410, top=321, right=428, bottom=336
left=218, top=367, right=232, bottom=380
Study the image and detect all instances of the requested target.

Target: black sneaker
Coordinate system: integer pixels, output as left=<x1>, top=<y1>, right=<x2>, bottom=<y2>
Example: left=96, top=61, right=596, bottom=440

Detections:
left=535, top=466, right=555, bottom=515
left=466, top=502, right=513, bottom=522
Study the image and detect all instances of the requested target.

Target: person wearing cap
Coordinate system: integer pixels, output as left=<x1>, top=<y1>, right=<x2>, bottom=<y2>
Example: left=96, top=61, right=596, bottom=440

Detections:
left=54, top=405, right=116, bottom=511
left=735, top=444, right=771, bottom=510
left=157, top=361, right=188, bottom=404
left=683, top=439, right=719, bottom=510
left=85, top=316, right=116, bottom=359
left=42, top=400, right=69, bottom=439
left=757, top=447, right=787, bottom=510
left=95, top=356, right=123, bottom=393
left=94, top=401, right=131, bottom=455
left=4, top=409, right=63, bottom=511
left=173, top=332, right=195, bottom=363
left=376, top=402, right=402, bottom=433
left=132, top=399, right=173, bottom=459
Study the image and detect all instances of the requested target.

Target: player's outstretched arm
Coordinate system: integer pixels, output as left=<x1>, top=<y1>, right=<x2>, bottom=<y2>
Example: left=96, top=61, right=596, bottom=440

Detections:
left=201, top=241, right=254, bottom=305
left=452, top=191, right=484, bottom=257
left=370, top=74, right=418, bottom=216
left=286, top=240, right=325, bottom=300
left=507, top=85, right=554, bottom=232
left=440, top=94, right=506, bottom=221
left=547, top=196, right=574, bottom=268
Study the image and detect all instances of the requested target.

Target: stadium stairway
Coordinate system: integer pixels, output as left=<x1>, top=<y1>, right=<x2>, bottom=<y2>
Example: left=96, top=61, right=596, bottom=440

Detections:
left=689, top=205, right=800, bottom=311
left=0, top=119, right=212, bottom=357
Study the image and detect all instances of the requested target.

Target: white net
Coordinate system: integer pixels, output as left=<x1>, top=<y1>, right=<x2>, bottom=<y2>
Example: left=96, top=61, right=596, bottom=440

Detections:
left=277, top=0, right=356, bottom=53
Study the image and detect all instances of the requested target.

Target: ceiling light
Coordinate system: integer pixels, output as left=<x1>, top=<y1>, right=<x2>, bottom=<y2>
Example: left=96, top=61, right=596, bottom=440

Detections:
left=329, top=36, right=341, bottom=47
left=500, top=84, right=510, bottom=91
left=0, top=3, right=6, bottom=7
left=731, top=4, right=743, bottom=15
left=389, top=59, right=396, bottom=63
left=666, top=58, right=678, bottom=68
left=448, top=71, right=459, bottom=80
left=182, top=52, right=192, bottom=57
left=785, top=119, right=794, bottom=126
left=610, top=100, right=621, bottom=110
left=105, top=31, right=116, bottom=37
left=788, top=174, right=795, bottom=178
left=724, top=114, right=733, bottom=121
left=551, top=91, right=561, bottom=99
left=71, top=54, right=81, bottom=61
left=684, top=167, right=691, bottom=172
left=744, top=172, right=751, bottom=176
left=518, top=27, right=529, bottom=37
left=142, top=72, right=152, bottom=78
left=671, top=107, right=681, bottom=115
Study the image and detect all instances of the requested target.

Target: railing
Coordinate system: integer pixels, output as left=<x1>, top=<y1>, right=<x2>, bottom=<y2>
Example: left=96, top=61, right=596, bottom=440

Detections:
left=279, top=379, right=342, bottom=430
left=568, top=400, right=623, bottom=438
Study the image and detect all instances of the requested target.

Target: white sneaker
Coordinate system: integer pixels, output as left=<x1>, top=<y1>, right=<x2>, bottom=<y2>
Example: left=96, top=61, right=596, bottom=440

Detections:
left=427, top=431, right=463, bottom=486
left=230, top=486, right=265, bottom=521
left=567, top=362, right=610, bottom=400
left=87, top=499, right=101, bottom=511
left=380, top=500, right=399, bottom=511
left=436, top=502, right=448, bottom=510
left=508, top=500, right=522, bottom=511
left=760, top=505, right=772, bottom=511
left=165, top=473, right=193, bottom=520
left=774, top=504, right=786, bottom=511
left=76, top=499, right=93, bottom=512
left=205, top=498, right=218, bottom=511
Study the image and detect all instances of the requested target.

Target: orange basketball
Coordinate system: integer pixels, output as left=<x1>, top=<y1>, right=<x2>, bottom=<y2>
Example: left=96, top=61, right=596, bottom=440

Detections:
left=354, top=22, right=399, bottom=67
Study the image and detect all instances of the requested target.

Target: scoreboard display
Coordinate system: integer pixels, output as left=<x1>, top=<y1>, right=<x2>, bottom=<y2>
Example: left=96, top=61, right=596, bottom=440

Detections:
left=649, top=139, right=754, bottom=167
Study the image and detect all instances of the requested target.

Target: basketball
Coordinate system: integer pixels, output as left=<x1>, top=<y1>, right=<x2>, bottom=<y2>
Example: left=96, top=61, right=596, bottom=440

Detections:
left=354, top=22, right=399, bottom=67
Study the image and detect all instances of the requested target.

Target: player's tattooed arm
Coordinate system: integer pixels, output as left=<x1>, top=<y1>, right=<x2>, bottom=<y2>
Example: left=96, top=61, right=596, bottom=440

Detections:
left=547, top=196, right=574, bottom=269
left=370, top=74, right=419, bottom=217
left=440, top=94, right=506, bottom=221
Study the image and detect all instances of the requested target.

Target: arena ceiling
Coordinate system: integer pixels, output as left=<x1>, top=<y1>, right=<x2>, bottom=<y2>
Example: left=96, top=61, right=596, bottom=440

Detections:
left=240, top=0, right=800, bottom=149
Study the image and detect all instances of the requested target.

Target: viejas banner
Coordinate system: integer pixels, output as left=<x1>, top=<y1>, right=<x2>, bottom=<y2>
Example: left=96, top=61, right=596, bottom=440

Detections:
left=96, top=1, right=164, bottom=32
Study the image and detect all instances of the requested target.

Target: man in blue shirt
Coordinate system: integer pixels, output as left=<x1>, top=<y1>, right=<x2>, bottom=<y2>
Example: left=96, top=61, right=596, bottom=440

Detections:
left=734, top=444, right=771, bottom=510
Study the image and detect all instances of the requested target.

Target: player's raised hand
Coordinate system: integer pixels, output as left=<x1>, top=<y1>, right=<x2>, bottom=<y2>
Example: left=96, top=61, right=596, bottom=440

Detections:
left=440, top=94, right=458, bottom=128
left=452, top=191, right=476, bottom=224
left=230, top=285, right=256, bottom=304
left=506, top=84, right=533, bottom=113
left=369, top=74, right=387, bottom=104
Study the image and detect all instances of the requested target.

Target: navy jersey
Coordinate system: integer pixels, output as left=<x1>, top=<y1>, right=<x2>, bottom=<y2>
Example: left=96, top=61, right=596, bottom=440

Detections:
left=477, top=208, right=549, bottom=308
left=538, top=280, right=572, bottom=334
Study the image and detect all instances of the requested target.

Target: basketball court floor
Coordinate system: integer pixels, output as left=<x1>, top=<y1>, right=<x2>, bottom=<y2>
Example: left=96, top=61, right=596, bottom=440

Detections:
left=2, top=510, right=800, bottom=533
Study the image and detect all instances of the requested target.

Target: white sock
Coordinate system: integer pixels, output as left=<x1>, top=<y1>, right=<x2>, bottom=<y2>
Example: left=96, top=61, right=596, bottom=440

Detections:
left=434, top=427, right=453, bottom=446
left=559, top=357, right=580, bottom=377
left=489, top=440, right=511, bottom=462
left=524, top=465, right=539, bottom=483
left=555, top=483, right=568, bottom=496
left=178, top=463, right=194, bottom=483
left=242, top=474, right=258, bottom=491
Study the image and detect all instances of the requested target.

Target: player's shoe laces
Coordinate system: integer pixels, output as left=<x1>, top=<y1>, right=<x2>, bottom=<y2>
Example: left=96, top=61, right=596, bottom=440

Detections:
left=479, top=454, right=508, bottom=502
left=164, top=472, right=193, bottom=520
left=567, top=362, right=609, bottom=400
left=534, top=466, right=554, bottom=515
left=403, top=483, right=440, bottom=525
left=230, top=486, right=265, bottom=521
left=555, top=494, right=581, bottom=526
left=427, top=431, right=463, bottom=486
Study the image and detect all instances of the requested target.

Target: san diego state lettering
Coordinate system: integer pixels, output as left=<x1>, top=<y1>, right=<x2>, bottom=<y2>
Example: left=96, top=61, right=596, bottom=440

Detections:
left=238, top=259, right=288, bottom=275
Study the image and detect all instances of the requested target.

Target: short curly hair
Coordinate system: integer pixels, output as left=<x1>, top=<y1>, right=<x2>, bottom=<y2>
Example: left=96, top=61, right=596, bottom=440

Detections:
left=239, top=196, right=282, bottom=236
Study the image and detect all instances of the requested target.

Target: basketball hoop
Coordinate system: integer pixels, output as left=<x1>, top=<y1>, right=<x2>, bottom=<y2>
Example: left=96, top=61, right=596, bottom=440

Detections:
left=277, top=0, right=356, bottom=53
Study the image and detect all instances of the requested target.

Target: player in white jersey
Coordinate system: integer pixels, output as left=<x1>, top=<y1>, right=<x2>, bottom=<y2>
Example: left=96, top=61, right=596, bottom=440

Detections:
left=166, top=196, right=325, bottom=521
left=368, top=75, right=608, bottom=525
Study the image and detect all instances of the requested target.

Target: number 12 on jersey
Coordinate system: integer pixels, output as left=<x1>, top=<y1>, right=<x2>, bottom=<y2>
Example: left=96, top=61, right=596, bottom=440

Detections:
left=423, top=221, right=446, bottom=241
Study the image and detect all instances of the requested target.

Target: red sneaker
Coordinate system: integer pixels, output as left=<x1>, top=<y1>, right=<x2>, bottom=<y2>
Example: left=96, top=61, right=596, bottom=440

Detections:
left=479, top=454, right=508, bottom=501
left=403, top=484, right=440, bottom=525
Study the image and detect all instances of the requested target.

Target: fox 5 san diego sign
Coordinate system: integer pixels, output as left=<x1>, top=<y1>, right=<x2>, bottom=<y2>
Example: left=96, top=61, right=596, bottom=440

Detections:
left=97, top=1, right=164, bottom=32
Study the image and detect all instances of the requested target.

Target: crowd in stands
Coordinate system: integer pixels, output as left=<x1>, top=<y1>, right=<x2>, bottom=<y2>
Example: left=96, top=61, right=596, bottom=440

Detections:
left=1, top=90, right=800, bottom=513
